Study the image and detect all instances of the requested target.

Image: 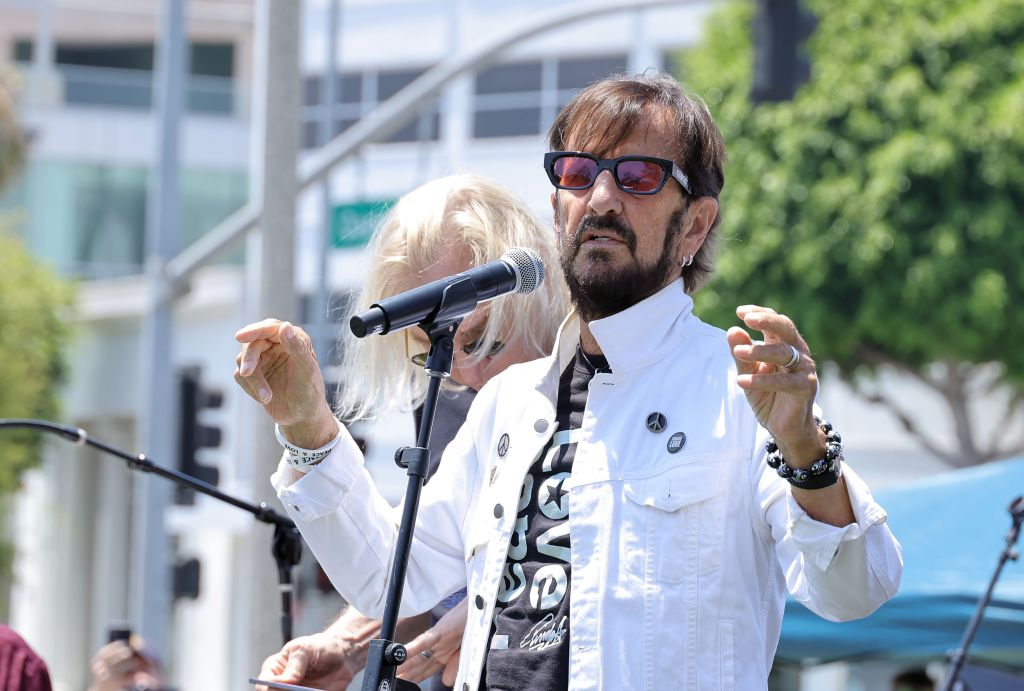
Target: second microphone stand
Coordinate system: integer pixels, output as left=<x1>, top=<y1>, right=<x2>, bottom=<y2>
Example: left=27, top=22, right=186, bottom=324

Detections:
left=0, top=418, right=303, bottom=644
left=360, top=318, right=460, bottom=691
left=940, top=496, right=1024, bottom=691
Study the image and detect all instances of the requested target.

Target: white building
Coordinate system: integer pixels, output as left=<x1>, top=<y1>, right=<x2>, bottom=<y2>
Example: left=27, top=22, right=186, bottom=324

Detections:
left=1, top=1, right=950, bottom=690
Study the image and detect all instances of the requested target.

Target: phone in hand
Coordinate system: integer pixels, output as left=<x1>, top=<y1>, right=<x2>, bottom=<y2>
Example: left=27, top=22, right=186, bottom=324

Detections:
left=108, top=626, right=132, bottom=644
left=248, top=678, right=323, bottom=691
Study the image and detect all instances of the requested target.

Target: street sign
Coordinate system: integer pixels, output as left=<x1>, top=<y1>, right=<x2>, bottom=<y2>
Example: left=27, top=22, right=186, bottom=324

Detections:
left=330, top=199, right=397, bottom=248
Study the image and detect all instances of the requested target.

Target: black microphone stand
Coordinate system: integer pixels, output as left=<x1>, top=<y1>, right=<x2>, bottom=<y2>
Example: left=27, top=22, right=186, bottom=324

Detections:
left=0, top=418, right=303, bottom=644
left=360, top=318, right=460, bottom=691
left=940, top=495, right=1024, bottom=691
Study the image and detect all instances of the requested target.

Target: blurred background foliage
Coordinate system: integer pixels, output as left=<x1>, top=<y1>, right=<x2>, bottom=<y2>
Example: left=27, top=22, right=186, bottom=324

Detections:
left=682, top=0, right=1024, bottom=467
left=0, top=67, right=25, bottom=190
left=0, top=67, right=73, bottom=602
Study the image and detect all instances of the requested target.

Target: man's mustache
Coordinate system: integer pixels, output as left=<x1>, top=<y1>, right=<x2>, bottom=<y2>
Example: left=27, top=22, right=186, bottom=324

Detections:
left=571, top=215, right=637, bottom=253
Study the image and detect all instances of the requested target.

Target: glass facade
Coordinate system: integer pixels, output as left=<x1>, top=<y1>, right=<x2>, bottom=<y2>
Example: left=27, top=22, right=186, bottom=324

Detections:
left=1, top=162, right=247, bottom=279
left=13, top=40, right=237, bottom=115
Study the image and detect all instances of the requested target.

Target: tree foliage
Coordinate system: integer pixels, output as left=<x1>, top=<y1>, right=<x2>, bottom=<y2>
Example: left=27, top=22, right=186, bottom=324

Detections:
left=0, top=232, right=72, bottom=491
left=0, top=227, right=71, bottom=609
left=0, top=69, right=71, bottom=583
left=0, top=69, right=71, bottom=607
left=0, top=68, right=24, bottom=191
left=682, top=0, right=1024, bottom=465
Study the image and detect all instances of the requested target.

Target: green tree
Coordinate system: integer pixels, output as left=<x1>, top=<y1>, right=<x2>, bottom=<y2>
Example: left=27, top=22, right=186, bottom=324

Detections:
left=0, top=67, right=24, bottom=190
left=0, top=232, right=72, bottom=489
left=682, top=0, right=1024, bottom=466
left=0, top=68, right=72, bottom=606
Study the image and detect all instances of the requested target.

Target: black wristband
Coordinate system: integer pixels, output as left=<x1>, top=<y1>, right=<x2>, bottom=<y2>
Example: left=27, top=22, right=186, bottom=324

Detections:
left=765, top=417, right=843, bottom=490
left=783, top=462, right=842, bottom=489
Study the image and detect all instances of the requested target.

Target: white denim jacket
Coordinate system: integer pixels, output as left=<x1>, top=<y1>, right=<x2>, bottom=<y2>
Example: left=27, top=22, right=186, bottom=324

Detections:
left=273, top=281, right=903, bottom=691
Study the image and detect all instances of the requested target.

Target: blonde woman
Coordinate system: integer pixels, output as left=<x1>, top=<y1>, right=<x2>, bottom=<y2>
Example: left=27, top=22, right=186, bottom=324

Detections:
left=244, top=174, right=569, bottom=690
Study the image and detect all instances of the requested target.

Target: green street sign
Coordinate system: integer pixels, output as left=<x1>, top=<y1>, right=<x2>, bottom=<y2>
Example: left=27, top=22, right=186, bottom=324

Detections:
left=330, top=198, right=397, bottom=248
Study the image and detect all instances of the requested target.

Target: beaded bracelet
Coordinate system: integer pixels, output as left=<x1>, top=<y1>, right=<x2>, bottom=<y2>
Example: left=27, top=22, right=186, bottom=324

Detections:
left=275, top=419, right=344, bottom=472
left=765, top=417, right=843, bottom=490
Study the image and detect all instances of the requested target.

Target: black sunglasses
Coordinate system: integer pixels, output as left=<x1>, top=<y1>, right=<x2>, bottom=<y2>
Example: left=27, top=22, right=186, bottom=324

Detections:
left=410, top=339, right=507, bottom=367
left=544, top=151, right=693, bottom=196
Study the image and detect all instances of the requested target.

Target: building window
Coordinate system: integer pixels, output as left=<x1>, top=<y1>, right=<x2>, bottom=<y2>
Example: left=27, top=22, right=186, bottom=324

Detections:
left=300, top=67, right=441, bottom=149
left=377, top=68, right=421, bottom=100
left=557, top=55, right=628, bottom=90
left=303, top=75, right=321, bottom=107
left=471, top=54, right=627, bottom=140
left=13, top=39, right=236, bottom=114
left=472, top=60, right=542, bottom=139
left=475, top=61, right=543, bottom=95
left=474, top=108, right=541, bottom=139
left=661, top=50, right=685, bottom=80
left=334, top=73, right=363, bottom=104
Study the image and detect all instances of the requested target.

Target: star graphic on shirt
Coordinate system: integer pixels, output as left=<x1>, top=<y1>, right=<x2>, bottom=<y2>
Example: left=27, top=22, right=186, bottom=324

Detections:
left=539, top=472, right=571, bottom=520
left=545, top=476, right=567, bottom=508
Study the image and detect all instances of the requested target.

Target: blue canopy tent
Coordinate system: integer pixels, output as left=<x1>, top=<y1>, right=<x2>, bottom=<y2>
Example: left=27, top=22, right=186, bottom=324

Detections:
left=775, top=457, right=1024, bottom=668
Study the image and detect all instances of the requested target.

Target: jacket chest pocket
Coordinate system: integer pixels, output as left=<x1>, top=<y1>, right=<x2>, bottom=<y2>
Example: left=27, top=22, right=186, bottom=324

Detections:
left=621, top=461, right=728, bottom=584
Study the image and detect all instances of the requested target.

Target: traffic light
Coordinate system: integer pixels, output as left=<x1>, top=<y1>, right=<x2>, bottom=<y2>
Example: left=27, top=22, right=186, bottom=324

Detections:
left=176, top=366, right=223, bottom=505
left=751, top=0, right=816, bottom=103
left=173, top=556, right=201, bottom=600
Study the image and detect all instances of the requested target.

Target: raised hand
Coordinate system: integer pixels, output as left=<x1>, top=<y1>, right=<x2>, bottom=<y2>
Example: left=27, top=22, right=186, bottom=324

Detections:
left=727, top=305, right=856, bottom=526
left=234, top=318, right=338, bottom=449
left=726, top=305, right=823, bottom=466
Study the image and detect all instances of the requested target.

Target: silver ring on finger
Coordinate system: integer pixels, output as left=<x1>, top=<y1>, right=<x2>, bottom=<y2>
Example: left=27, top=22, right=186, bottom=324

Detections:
left=783, top=344, right=801, bottom=370
left=420, top=649, right=433, bottom=661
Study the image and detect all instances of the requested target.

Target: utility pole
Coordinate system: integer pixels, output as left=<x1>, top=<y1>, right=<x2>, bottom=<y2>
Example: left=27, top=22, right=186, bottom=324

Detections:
left=133, top=0, right=186, bottom=656
left=244, top=0, right=301, bottom=665
left=313, top=0, right=342, bottom=371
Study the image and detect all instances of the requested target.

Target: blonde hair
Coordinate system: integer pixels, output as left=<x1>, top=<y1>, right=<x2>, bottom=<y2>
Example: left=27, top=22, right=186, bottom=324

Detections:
left=335, top=174, right=569, bottom=421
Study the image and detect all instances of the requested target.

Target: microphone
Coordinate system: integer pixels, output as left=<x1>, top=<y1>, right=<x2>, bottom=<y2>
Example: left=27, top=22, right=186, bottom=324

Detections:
left=350, top=247, right=544, bottom=338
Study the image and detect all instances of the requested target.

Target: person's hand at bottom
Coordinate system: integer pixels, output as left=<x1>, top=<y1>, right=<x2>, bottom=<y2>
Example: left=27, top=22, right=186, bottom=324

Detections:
left=257, top=632, right=362, bottom=691
left=88, top=640, right=163, bottom=691
left=399, top=598, right=467, bottom=685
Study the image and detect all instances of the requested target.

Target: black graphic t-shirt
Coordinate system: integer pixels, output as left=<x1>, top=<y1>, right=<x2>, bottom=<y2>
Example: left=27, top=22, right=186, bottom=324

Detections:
left=480, top=348, right=608, bottom=691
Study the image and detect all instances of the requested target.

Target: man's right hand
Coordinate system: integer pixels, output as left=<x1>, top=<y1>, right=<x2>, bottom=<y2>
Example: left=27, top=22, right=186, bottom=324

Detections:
left=234, top=319, right=338, bottom=449
left=256, top=632, right=361, bottom=691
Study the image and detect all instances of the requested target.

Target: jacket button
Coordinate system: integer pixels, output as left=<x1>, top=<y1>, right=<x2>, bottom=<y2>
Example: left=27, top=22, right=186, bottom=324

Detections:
left=463, top=685, right=470, bottom=691
left=475, top=594, right=484, bottom=609
left=534, top=418, right=548, bottom=433
left=493, top=503, right=504, bottom=519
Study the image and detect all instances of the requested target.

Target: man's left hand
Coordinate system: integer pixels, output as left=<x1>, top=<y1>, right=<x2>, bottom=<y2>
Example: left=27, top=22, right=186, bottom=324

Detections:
left=728, top=305, right=856, bottom=527
left=726, top=304, right=824, bottom=467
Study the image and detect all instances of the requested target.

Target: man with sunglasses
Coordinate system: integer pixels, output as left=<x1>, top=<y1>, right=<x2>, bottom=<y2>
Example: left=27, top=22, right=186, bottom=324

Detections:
left=253, top=72, right=902, bottom=690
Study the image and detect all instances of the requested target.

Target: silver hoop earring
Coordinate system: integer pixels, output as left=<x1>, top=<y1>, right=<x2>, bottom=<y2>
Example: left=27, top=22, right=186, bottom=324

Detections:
left=681, top=254, right=693, bottom=268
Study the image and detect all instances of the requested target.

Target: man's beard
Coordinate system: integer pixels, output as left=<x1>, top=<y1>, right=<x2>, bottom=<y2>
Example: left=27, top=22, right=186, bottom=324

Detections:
left=558, top=207, right=687, bottom=322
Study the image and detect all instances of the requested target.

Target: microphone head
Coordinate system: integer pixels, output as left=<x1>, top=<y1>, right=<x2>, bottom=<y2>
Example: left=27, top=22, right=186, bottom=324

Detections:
left=502, top=247, right=545, bottom=295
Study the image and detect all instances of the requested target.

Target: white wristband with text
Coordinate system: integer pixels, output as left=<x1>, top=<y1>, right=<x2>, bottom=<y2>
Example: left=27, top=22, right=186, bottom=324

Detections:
left=275, top=419, right=344, bottom=472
